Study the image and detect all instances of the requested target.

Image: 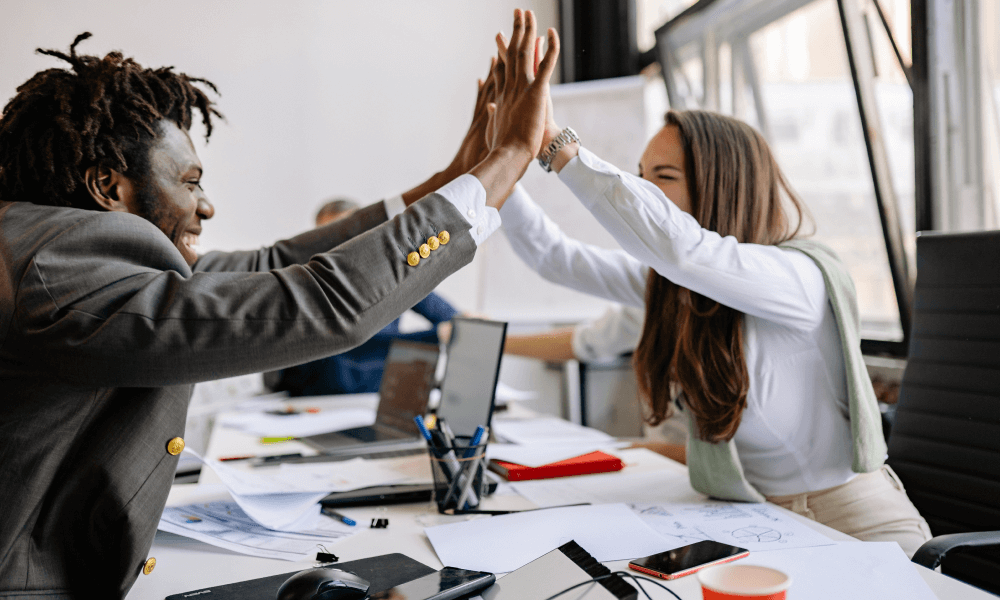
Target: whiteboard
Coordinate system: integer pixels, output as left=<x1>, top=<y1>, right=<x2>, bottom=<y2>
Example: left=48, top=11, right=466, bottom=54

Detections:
left=480, top=75, right=668, bottom=323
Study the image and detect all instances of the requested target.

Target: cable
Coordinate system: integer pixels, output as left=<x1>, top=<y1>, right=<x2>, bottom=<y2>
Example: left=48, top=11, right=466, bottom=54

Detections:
left=617, top=572, right=683, bottom=600
left=540, top=570, right=683, bottom=600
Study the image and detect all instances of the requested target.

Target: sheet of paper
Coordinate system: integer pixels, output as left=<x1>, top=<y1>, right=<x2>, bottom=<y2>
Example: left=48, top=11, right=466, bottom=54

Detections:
left=494, top=381, right=538, bottom=403
left=629, top=501, right=835, bottom=552
left=739, top=542, right=938, bottom=600
left=217, top=407, right=375, bottom=438
left=510, top=469, right=691, bottom=506
left=158, top=500, right=357, bottom=561
left=491, top=417, right=616, bottom=445
left=424, top=503, right=672, bottom=573
left=211, top=457, right=411, bottom=496
left=487, top=442, right=628, bottom=468
left=184, top=449, right=328, bottom=531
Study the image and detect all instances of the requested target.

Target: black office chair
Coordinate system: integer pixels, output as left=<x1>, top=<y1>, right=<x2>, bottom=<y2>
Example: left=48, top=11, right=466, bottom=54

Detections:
left=886, top=230, right=1000, bottom=594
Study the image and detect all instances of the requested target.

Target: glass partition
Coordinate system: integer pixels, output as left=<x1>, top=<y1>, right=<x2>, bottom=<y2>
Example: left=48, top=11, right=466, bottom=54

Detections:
left=654, top=0, right=910, bottom=343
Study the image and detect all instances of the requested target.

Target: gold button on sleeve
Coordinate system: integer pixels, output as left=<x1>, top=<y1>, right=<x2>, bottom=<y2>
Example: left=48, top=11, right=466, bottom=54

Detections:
left=419, top=244, right=430, bottom=258
left=427, top=236, right=440, bottom=250
left=166, top=437, right=185, bottom=456
left=438, top=230, right=450, bottom=245
left=142, top=557, right=156, bottom=575
left=407, top=252, right=420, bottom=267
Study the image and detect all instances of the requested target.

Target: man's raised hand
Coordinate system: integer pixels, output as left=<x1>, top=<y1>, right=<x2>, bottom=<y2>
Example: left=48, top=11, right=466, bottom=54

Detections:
left=472, top=9, right=560, bottom=210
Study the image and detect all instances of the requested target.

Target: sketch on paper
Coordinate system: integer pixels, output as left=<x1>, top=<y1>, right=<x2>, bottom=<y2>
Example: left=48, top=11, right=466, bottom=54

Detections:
left=630, top=501, right=832, bottom=552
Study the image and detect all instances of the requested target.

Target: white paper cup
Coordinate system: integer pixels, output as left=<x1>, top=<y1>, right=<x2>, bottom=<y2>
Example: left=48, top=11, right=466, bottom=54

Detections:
left=698, top=564, right=792, bottom=599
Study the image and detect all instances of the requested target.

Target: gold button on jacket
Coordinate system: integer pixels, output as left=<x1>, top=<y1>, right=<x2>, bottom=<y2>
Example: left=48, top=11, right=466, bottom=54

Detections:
left=166, top=437, right=185, bottom=456
left=419, top=244, right=430, bottom=259
left=438, top=230, right=450, bottom=245
left=407, top=252, right=420, bottom=267
left=142, top=557, right=156, bottom=575
left=427, top=236, right=440, bottom=250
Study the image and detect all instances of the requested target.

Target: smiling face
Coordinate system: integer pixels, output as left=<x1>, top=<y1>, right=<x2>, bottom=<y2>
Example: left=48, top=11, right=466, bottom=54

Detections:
left=127, top=120, right=215, bottom=265
left=638, top=124, right=692, bottom=215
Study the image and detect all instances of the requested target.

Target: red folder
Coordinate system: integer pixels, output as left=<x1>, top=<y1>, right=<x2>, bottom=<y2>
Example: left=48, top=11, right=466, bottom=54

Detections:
left=488, top=450, right=625, bottom=482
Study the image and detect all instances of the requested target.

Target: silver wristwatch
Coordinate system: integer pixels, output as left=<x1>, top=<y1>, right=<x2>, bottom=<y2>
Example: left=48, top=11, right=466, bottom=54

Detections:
left=538, top=127, right=580, bottom=172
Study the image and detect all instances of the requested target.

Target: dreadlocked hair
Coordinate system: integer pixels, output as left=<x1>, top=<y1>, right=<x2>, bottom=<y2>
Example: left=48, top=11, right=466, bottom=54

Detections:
left=0, top=32, right=222, bottom=209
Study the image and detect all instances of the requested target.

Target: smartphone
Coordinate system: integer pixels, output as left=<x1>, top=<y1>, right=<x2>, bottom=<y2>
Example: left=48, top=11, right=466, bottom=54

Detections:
left=367, top=567, right=495, bottom=600
left=628, top=540, right=749, bottom=580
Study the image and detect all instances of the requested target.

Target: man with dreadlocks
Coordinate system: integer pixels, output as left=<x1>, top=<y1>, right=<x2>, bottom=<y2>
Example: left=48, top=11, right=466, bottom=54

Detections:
left=0, top=12, right=559, bottom=599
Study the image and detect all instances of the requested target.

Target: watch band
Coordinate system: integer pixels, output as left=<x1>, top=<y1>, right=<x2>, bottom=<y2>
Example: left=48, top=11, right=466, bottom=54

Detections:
left=538, top=127, right=580, bottom=172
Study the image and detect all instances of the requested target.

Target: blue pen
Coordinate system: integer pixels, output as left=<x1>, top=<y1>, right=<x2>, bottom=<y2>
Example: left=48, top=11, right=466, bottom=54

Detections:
left=413, top=415, right=433, bottom=443
left=464, top=425, right=486, bottom=458
left=320, top=506, right=356, bottom=526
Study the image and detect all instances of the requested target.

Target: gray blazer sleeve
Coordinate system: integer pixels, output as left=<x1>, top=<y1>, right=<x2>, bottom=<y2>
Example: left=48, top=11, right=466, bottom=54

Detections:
left=11, top=193, right=473, bottom=387
left=191, top=201, right=390, bottom=272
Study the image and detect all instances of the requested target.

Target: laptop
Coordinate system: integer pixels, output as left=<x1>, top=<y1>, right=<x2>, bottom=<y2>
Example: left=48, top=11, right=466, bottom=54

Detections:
left=434, top=317, right=508, bottom=438
left=300, top=339, right=440, bottom=454
left=318, top=318, right=508, bottom=506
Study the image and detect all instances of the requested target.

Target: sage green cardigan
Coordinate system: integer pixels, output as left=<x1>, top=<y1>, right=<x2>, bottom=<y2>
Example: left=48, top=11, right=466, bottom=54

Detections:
left=685, top=239, right=888, bottom=503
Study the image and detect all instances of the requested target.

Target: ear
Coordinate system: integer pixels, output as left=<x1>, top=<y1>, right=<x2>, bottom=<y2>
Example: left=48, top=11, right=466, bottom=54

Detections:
left=84, top=165, right=131, bottom=212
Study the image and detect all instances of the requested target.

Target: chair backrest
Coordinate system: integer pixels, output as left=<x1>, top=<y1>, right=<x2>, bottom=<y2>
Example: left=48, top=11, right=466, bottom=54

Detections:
left=887, top=230, right=1000, bottom=592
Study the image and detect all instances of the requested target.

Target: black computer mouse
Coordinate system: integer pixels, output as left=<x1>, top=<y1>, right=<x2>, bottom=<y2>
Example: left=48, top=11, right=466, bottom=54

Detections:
left=276, top=567, right=371, bottom=600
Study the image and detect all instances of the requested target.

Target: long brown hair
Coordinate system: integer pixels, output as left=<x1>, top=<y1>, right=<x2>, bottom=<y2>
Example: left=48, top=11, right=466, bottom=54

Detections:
left=633, top=110, right=807, bottom=443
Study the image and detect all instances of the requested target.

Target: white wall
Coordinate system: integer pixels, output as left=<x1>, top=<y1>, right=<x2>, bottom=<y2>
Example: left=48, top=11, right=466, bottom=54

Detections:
left=0, top=0, right=557, bottom=312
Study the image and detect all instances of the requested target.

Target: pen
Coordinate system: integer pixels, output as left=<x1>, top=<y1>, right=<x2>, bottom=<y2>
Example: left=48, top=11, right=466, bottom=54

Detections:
left=456, top=426, right=488, bottom=509
left=438, top=419, right=457, bottom=446
left=320, top=506, right=356, bottom=526
left=464, top=425, right=487, bottom=459
left=414, top=415, right=434, bottom=443
left=219, top=452, right=303, bottom=464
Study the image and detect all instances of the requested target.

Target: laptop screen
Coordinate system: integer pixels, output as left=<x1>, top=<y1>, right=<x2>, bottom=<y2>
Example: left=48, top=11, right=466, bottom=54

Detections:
left=436, top=318, right=507, bottom=438
left=376, top=340, right=440, bottom=434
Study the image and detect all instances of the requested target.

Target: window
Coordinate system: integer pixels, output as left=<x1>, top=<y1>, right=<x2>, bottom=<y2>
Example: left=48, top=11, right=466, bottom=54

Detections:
left=654, top=0, right=911, bottom=344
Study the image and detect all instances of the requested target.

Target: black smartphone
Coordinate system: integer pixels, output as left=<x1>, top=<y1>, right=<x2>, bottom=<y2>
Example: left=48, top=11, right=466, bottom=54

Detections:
left=367, top=567, right=495, bottom=600
left=628, top=540, right=749, bottom=580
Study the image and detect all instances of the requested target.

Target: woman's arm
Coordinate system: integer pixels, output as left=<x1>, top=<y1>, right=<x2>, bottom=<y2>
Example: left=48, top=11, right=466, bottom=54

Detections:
left=500, top=184, right=648, bottom=308
left=554, top=148, right=827, bottom=331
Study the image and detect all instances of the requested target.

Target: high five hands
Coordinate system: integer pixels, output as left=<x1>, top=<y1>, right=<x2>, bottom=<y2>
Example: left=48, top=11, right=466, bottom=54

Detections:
left=469, top=9, right=560, bottom=210
left=401, top=9, right=559, bottom=210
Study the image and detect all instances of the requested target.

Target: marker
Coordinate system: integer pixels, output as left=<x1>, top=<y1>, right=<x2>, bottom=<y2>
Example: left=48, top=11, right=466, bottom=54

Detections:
left=320, top=506, right=356, bottom=526
left=259, top=436, right=296, bottom=444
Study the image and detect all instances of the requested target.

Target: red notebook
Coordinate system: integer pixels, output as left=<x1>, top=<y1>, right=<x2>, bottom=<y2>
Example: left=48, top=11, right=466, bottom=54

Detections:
left=488, top=450, right=625, bottom=482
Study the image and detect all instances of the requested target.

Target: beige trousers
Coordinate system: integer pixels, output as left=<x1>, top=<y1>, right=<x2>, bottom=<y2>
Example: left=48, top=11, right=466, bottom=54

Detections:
left=766, top=465, right=932, bottom=558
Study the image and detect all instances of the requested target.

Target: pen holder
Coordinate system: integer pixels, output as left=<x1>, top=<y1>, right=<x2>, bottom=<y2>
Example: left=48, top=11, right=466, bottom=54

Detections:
left=428, top=438, right=488, bottom=514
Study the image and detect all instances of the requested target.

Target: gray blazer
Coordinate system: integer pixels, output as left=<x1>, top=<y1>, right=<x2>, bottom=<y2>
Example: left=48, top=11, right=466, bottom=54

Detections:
left=0, top=194, right=474, bottom=599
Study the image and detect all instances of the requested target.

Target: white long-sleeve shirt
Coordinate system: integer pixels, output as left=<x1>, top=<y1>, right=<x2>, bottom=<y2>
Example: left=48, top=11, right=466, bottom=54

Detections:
left=501, top=148, right=857, bottom=496
left=571, top=305, right=645, bottom=362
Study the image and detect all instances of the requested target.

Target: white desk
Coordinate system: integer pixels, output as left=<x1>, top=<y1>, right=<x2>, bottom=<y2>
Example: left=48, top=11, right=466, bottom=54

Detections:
left=125, top=398, right=992, bottom=600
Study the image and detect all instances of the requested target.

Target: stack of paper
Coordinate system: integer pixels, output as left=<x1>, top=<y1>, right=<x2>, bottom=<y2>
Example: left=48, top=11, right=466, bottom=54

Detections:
left=492, top=417, right=617, bottom=446
left=159, top=500, right=357, bottom=561
left=217, top=406, right=375, bottom=438
left=159, top=449, right=418, bottom=557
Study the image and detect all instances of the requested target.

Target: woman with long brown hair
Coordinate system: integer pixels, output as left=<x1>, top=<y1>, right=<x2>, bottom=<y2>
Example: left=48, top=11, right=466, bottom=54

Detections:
left=500, top=109, right=931, bottom=557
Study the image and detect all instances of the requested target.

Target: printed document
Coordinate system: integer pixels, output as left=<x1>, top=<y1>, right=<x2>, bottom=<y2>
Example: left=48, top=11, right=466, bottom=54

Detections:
left=510, top=470, right=835, bottom=552
left=629, top=501, right=835, bottom=552
left=159, top=500, right=357, bottom=561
